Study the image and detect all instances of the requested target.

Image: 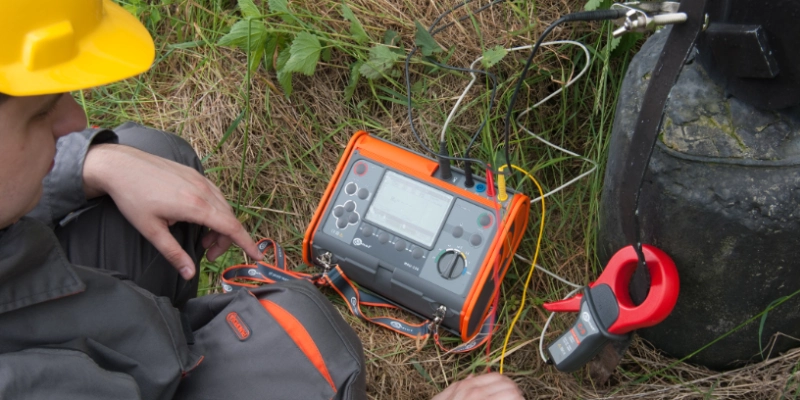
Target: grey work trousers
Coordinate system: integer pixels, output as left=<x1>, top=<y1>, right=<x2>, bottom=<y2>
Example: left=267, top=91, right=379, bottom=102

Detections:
left=55, top=122, right=204, bottom=307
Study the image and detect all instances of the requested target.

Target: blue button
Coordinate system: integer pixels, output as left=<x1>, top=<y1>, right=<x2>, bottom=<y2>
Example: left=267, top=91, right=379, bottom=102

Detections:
left=475, top=183, right=486, bottom=193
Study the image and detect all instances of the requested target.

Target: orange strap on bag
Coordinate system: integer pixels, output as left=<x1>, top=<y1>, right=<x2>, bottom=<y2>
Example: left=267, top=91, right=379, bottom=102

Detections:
left=222, top=239, right=495, bottom=353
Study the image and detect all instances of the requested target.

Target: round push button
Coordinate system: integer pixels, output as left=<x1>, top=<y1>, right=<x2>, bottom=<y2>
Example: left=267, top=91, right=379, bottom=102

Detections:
left=452, top=226, right=464, bottom=238
left=336, top=219, right=348, bottom=229
left=354, top=162, right=367, bottom=176
left=470, top=234, right=483, bottom=247
left=344, top=201, right=356, bottom=212
left=478, top=213, right=492, bottom=227
left=394, top=239, right=407, bottom=252
left=345, top=182, right=357, bottom=195
left=357, top=188, right=369, bottom=200
left=378, top=233, right=390, bottom=244
left=348, top=213, right=360, bottom=224
left=412, top=248, right=424, bottom=259
left=333, top=207, right=344, bottom=218
left=361, top=225, right=374, bottom=236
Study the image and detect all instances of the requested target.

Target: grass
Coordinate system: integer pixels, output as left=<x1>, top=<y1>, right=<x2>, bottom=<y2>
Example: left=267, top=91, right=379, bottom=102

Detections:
left=80, top=0, right=800, bottom=398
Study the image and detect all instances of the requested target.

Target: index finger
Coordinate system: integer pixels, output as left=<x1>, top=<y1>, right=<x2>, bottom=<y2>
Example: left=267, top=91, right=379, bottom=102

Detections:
left=196, top=207, right=262, bottom=261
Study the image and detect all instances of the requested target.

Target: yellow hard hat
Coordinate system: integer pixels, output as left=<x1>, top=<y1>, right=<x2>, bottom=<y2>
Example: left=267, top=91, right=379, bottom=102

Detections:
left=0, top=0, right=155, bottom=96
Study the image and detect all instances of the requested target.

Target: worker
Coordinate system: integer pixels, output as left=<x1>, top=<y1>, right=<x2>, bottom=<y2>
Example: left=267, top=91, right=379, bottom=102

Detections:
left=0, top=1, right=523, bottom=399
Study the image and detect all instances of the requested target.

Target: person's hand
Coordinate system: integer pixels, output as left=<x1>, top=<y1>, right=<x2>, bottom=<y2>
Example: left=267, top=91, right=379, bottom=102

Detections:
left=83, top=144, right=261, bottom=280
left=432, top=373, right=524, bottom=400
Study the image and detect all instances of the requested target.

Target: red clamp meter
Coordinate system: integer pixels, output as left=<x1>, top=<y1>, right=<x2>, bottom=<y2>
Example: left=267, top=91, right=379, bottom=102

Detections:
left=542, top=245, right=680, bottom=372
left=303, top=131, right=530, bottom=340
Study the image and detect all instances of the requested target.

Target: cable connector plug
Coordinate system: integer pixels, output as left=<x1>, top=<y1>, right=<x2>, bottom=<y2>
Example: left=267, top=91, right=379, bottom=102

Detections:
left=497, top=173, right=509, bottom=202
left=463, top=160, right=475, bottom=188
left=438, top=141, right=453, bottom=181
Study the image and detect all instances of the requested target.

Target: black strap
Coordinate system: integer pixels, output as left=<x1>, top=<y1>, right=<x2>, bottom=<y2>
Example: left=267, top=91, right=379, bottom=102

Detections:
left=619, top=1, right=709, bottom=305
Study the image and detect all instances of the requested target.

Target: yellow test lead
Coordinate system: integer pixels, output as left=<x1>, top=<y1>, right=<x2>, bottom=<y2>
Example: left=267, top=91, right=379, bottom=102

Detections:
left=499, top=164, right=545, bottom=374
left=497, top=174, right=509, bottom=202
left=496, top=165, right=509, bottom=202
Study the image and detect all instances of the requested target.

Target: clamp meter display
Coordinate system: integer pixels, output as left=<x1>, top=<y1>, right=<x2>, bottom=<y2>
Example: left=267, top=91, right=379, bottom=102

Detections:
left=303, top=131, right=530, bottom=340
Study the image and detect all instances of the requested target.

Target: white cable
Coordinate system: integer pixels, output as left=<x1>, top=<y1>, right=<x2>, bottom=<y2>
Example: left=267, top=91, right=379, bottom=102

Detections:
left=442, top=41, right=588, bottom=141
left=514, top=41, right=597, bottom=204
left=539, top=286, right=583, bottom=362
left=440, top=41, right=598, bottom=205
left=513, top=254, right=582, bottom=288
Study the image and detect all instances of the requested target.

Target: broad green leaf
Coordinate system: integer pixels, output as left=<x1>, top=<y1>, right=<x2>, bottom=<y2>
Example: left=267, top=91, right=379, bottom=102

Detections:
left=321, top=46, right=332, bottom=63
left=383, top=29, right=400, bottom=46
left=123, top=4, right=139, bottom=16
left=149, top=8, right=162, bottom=25
left=611, top=32, right=642, bottom=58
left=268, top=0, right=293, bottom=23
left=238, top=0, right=260, bottom=18
left=414, top=21, right=442, bottom=56
left=481, top=46, right=508, bottom=68
left=276, top=47, right=293, bottom=96
left=609, top=36, right=621, bottom=52
left=263, top=34, right=281, bottom=71
left=344, top=61, right=363, bottom=101
left=359, top=45, right=402, bottom=80
left=586, top=0, right=613, bottom=10
left=248, top=46, right=265, bottom=73
left=341, top=4, right=370, bottom=44
left=218, top=19, right=268, bottom=53
left=284, top=32, right=322, bottom=76
left=584, top=0, right=603, bottom=10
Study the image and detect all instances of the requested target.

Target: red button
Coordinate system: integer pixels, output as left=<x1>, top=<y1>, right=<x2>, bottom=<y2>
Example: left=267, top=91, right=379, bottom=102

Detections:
left=354, top=162, right=367, bottom=176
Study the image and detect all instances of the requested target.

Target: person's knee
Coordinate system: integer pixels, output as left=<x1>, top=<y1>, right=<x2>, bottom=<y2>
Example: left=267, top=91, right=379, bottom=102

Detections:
left=113, top=122, right=203, bottom=174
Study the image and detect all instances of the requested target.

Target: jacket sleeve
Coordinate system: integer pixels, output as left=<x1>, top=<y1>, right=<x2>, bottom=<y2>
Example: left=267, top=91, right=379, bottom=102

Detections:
left=26, top=128, right=118, bottom=228
left=0, top=348, right=142, bottom=400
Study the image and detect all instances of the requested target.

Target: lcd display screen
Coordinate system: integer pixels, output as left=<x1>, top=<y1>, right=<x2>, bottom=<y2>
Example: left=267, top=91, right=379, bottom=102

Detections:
left=365, top=171, right=454, bottom=247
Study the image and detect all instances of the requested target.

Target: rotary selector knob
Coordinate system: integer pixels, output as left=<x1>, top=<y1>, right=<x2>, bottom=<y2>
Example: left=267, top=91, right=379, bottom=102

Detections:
left=437, top=250, right=466, bottom=280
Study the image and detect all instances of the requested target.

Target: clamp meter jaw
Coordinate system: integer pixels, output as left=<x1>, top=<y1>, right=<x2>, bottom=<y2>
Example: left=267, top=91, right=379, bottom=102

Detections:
left=303, top=131, right=530, bottom=340
left=544, top=245, right=680, bottom=372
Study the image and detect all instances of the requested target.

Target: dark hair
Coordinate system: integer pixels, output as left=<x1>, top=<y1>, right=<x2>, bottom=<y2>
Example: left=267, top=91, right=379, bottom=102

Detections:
left=0, top=93, right=8, bottom=106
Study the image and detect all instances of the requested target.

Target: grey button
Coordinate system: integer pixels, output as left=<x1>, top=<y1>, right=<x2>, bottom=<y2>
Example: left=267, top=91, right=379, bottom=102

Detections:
left=333, top=207, right=344, bottom=217
left=452, top=226, right=464, bottom=238
left=337, top=219, right=348, bottom=229
left=470, top=234, right=483, bottom=246
left=394, top=239, right=406, bottom=251
left=378, top=233, right=390, bottom=244
left=357, top=188, right=369, bottom=200
left=355, top=162, right=367, bottom=175
left=412, top=248, right=424, bottom=259
left=344, top=201, right=356, bottom=212
left=348, top=213, right=360, bottom=224
left=345, top=182, right=357, bottom=195
left=479, top=214, right=491, bottom=227
left=361, top=225, right=374, bottom=236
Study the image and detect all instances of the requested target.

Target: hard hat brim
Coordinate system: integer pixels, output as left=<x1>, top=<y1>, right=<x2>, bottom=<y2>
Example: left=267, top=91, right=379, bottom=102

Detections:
left=0, top=0, right=155, bottom=96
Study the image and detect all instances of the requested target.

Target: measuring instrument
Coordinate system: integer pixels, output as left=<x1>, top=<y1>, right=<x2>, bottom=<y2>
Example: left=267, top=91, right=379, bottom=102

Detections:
left=542, top=245, right=679, bottom=372
left=302, top=131, right=530, bottom=342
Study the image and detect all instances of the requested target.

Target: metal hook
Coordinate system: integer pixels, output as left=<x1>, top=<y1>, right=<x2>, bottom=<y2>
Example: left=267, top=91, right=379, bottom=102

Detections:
left=611, top=2, right=687, bottom=37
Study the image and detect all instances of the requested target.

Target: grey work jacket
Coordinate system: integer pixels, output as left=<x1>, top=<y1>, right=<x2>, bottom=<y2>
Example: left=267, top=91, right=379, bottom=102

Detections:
left=0, top=129, right=200, bottom=399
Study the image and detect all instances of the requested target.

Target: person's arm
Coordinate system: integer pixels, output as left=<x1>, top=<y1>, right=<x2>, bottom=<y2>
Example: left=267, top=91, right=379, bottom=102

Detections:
left=26, top=128, right=117, bottom=227
left=432, top=373, right=525, bottom=400
left=81, top=143, right=261, bottom=279
left=0, top=348, right=142, bottom=400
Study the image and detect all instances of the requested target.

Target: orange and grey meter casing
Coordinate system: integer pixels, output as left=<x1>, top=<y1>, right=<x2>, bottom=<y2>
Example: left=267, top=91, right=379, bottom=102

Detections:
left=303, top=131, right=530, bottom=340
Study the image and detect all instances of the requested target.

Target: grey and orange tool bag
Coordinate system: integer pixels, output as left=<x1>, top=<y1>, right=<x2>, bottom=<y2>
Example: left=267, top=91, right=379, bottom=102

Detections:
left=175, top=249, right=367, bottom=399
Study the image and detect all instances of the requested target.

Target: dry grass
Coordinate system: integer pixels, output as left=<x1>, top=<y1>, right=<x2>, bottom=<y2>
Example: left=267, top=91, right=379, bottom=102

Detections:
left=84, top=0, right=800, bottom=398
